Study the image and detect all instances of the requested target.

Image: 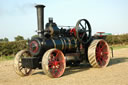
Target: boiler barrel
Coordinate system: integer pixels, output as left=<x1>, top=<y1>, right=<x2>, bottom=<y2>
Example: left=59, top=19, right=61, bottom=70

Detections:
left=44, top=37, right=77, bottom=52
left=28, top=37, right=78, bottom=56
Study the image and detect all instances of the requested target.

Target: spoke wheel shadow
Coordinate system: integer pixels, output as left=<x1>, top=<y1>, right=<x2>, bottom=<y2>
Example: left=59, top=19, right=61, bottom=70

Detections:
left=108, top=57, right=128, bottom=66
left=63, top=64, right=91, bottom=76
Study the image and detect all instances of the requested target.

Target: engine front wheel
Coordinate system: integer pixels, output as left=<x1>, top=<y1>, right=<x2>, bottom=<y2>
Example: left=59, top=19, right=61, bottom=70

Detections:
left=42, top=48, right=66, bottom=78
left=14, top=50, right=33, bottom=76
left=88, top=39, right=110, bottom=68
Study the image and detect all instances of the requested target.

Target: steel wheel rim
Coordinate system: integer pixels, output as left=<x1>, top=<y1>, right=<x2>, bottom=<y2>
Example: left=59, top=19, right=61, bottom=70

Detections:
left=48, top=50, right=65, bottom=78
left=14, top=50, right=33, bottom=76
left=96, top=40, right=109, bottom=67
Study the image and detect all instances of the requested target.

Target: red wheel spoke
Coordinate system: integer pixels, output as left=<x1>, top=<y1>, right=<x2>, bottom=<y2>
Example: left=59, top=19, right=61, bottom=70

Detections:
left=49, top=66, right=53, bottom=68
left=97, top=46, right=100, bottom=51
left=101, top=44, right=106, bottom=50
left=96, top=53, right=101, bottom=57
left=48, top=64, right=54, bottom=68
left=101, top=56, right=107, bottom=65
left=103, top=52, right=108, bottom=54
left=102, top=56, right=108, bottom=61
left=97, top=58, right=102, bottom=65
left=48, top=62, right=52, bottom=66
left=96, top=54, right=100, bottom=60
left=52, top=68, right=56, bottom=74
left=56, top=52, right=60, bottom=57
left=55, top=52, right=61, bottom=61
left=58, top=60, right=64, bottom=63
left=96, top=56, right=101, bottom=61
left=99, top=41, right=102, bottom=49
left=49, top=61, right=54, bottom=65
left=55, top=68, right=60, bottom=76
left=97, top=46, right=101, bottom=53
left=57, top=68, right=60, bottom=73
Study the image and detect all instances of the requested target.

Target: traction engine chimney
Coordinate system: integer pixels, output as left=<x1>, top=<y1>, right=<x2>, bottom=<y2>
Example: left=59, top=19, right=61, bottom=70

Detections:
left=35, top=5, right=45, bottom=37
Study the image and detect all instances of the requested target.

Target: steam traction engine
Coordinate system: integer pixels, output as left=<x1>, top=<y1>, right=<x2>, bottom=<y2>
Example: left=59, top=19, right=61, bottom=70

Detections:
left=14, top=5, right=110, bottom=78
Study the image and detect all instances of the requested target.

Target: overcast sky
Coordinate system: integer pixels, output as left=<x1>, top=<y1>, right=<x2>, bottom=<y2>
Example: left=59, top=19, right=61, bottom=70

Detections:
left=0, top=0, right=128, bottom=41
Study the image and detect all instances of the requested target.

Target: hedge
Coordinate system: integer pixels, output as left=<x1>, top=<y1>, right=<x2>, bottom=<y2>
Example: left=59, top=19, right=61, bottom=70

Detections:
left=0, top=40, right=27, bottom=57
left=105, top=34, right=128, bottom=45
left=0, top=34, right=128, bottom=57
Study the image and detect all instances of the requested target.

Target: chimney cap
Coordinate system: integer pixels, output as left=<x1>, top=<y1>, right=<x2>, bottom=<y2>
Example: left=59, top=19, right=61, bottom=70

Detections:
left=35, top=4, right=45, bottom=8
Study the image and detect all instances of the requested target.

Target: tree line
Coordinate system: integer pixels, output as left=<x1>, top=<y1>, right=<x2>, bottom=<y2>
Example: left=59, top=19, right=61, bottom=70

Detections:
left=0, top=35, right=24, bottom=42
left=0, top=35, right=38, bottom=42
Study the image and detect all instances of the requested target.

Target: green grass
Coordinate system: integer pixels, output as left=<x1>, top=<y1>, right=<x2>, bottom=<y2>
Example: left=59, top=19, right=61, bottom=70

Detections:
left=111, top=45, right=128, bottom=50
left=0, top=56, right=14, bottom=61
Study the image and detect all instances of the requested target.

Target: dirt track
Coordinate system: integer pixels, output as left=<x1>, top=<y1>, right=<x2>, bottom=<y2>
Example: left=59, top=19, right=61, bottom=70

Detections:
left=0, top=48, right=128, bottom=85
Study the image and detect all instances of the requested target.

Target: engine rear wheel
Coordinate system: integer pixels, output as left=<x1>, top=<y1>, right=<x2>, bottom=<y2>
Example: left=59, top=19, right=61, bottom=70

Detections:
left=42, top=48, right=66, bottom=78
left=14, top=50, right=33, bottom=76
left=88, top=39, right=110, bottom=68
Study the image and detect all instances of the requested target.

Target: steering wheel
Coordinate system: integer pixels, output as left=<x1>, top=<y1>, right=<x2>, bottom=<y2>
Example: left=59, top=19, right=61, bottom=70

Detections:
left=75, top=19, right=92, bottom=44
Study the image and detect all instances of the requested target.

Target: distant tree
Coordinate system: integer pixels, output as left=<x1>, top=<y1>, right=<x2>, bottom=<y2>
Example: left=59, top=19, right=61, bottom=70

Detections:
left=0, top=37, right=9, bottom=42
left=0, top=39, right=4, bottom=42
left=31, top=35, right=39, bottom=39
left=15, top=35, right=24, bottom=41
left=4, top=37, right=9, bottom=42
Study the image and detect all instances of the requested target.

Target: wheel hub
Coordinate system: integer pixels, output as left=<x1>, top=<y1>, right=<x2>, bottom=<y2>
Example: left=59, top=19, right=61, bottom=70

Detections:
left=54, top=61, right=58, bottom=66
left=29, top=41, right=39, bottom=53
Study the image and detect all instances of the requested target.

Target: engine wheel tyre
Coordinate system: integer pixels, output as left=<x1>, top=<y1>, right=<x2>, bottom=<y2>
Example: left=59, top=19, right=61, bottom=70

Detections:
left=88, top=39, right=110, bottom=68
left=14, top=49, right=33, bottom=76
left=42, top=48, right=66, bottom=78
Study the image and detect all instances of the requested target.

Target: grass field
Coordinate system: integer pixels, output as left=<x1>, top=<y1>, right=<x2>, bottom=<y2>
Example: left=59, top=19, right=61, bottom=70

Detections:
left=0, top=56, right=14, bottom=61
left=111, top=45, right=128, bottom=50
